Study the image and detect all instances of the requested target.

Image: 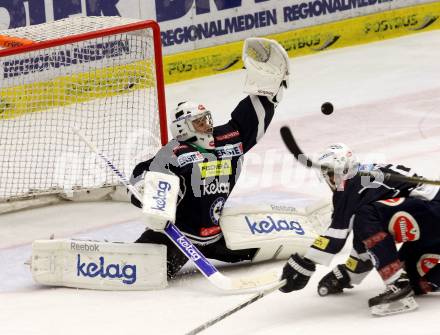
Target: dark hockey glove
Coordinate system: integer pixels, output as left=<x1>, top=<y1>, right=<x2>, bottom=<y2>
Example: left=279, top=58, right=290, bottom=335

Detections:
left=280, top=253, right=316, bottom=293
left=317, top=264, right=353, bottom=296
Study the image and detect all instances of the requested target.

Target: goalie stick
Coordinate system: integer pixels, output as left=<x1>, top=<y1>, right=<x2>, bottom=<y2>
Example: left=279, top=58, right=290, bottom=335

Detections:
left=185, top=279, right=286, bottom=335
left=73, top=128, right=281, bottom=293
left=280, top=126, right=440, bottom=186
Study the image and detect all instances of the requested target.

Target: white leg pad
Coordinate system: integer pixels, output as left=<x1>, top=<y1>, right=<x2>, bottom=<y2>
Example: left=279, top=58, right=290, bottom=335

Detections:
left=30, top=239, right=167, bottom=290
left=220, top=199, right=332, bottom=262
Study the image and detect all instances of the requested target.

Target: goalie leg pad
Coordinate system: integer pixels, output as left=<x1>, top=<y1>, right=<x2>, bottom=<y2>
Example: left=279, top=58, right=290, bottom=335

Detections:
left=30, top=239, right=167, bottom=290
left=220, top=200, right=332, bottom=262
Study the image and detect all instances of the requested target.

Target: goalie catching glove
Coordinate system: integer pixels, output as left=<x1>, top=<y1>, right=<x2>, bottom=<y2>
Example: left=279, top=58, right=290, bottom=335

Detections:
left=280, top=253, right=316, bottom=293
left=242, top=37, right=290, bottom=103
left=141, top=171, right=180, bottom=231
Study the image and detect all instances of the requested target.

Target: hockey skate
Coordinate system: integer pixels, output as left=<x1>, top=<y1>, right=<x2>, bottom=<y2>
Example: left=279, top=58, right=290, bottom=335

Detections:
left=368, top=273, right=418, bottom=316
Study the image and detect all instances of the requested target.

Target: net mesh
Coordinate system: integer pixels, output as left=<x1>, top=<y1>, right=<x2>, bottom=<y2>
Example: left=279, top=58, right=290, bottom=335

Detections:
left=0, top=17, right=164, bottom=201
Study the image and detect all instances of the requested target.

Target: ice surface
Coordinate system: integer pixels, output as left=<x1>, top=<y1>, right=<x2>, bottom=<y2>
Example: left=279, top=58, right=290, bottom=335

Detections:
left=1, top=31, right=439, bottom=335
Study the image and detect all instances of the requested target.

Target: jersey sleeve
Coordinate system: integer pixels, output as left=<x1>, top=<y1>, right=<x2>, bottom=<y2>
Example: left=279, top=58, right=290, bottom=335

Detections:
left=305, top=204, right=353, bottom=266
left=228, top=95, right=275, bottom=153
left=375, top=164, right=440, bottom=201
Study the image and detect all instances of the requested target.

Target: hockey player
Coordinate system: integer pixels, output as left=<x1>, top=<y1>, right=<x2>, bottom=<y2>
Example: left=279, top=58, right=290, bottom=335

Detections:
left=129, top=38, right=290, bottom=278
left=279, top=143, right=440, bottom=316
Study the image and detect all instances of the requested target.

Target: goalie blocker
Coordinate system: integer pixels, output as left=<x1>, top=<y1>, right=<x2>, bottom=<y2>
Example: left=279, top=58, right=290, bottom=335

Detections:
left=30, top=239, right=167, bottom=290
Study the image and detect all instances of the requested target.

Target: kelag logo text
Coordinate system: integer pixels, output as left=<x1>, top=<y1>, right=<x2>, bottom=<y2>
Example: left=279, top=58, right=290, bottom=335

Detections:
left=245, top=215, right=305, bottom=235
left=76, top=254, right=137, bottom=284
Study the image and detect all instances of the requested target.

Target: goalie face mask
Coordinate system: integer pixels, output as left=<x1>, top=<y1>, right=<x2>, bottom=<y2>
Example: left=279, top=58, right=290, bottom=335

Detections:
left=170, top=102, right=215, bottom=150
left=188, top=112, right=213, bottom=135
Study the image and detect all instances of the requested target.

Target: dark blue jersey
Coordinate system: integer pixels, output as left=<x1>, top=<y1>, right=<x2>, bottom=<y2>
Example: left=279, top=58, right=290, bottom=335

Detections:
left=305, top=163, right=440, bottom=265
left=130, top=95, right=275, bottom=245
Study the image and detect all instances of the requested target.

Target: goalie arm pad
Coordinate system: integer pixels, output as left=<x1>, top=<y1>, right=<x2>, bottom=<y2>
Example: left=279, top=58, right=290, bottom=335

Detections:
left=141, top=171, right=180, bottom=231
left=242, top=38, right=290, bottom=103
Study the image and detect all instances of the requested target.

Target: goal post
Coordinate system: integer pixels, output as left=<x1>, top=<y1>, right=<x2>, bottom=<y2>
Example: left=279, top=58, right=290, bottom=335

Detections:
left=0, top=17, right=168, bottom=212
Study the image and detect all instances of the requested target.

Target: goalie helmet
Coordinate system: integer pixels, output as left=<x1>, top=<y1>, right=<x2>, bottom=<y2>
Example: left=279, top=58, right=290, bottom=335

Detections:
left=170, top=101, right=215, bottom=150
left=317, top=143, right=359, bottom=191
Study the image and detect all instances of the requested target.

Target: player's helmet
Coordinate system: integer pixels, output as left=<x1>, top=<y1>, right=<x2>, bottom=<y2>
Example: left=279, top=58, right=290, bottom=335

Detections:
left=170, top=101, right=215, bottom=150
left=317, top=143, right=358, bottom=191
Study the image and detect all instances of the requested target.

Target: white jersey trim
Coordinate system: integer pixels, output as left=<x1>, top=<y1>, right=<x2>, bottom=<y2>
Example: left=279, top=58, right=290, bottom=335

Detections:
left=325, top=227, right=350, bottom=239
left=305, top=247, right=334, bottom=266
left=410, top=184, right=440, bottom=201
left=250, top=95, right=266, bottom=142
left=347, top=269, right=371, bottom=285
left=349, top=248, right=371, bottom=263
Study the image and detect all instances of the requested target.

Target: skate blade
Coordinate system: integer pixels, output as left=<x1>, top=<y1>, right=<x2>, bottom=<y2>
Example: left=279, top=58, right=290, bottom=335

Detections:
left=370, top=296, right=418, bottom=316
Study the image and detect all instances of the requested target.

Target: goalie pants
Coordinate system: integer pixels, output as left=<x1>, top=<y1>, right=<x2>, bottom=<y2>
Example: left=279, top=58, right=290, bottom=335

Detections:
left=351, top=198, right=440, bottom=292
left=135, top=230, right=257, bottom=278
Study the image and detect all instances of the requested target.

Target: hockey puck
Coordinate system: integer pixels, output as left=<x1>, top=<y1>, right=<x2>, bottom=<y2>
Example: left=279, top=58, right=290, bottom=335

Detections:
left=321, top=102, right=334, bottom=115
left=318, top=285, right=329, bottom=296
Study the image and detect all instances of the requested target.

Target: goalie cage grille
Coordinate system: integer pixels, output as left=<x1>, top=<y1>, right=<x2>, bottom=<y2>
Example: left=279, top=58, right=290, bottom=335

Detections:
left=0, top=17, right=167, bottom=207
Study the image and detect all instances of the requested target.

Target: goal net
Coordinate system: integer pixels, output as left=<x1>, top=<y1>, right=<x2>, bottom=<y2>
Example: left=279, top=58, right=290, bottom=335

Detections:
left=0, top=17, right=167, bottom=210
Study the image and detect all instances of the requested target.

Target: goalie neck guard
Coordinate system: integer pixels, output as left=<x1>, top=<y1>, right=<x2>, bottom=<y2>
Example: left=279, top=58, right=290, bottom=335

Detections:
left=170, top=101, right=215, bottom=150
